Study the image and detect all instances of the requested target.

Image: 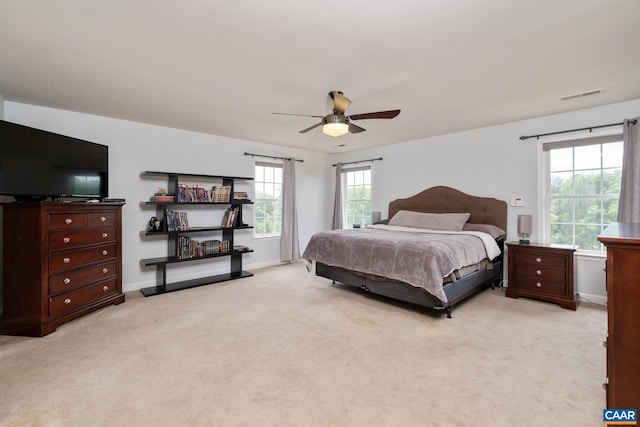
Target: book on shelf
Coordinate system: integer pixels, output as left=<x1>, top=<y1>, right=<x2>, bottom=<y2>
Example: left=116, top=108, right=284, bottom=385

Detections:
left=177, top=184, right=210, bottom=203
left=150, top=195, right=174, bottom=202
left=233, top=245, right=250, bottom=252
left=166, top=210, right=190, bottom=232
left=233, top=192, right=249, bottom=200
left=221, top=206, right=239, bottom=227
left=175, top=237, right=231, bottom=259
left=210, top=185, right=231, bottom=203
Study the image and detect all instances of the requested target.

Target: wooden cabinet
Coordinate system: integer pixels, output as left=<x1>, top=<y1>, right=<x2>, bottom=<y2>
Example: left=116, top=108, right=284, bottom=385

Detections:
left=506, top=241, right=577, bottom=310
left=598, top=223, right=640, bottom=410
left=139, top=171, right=253, bottom=297
left=1, top=202, right=125, bottom=337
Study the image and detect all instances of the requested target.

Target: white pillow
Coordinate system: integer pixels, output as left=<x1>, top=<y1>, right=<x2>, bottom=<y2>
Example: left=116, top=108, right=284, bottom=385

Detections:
left=388, top=210, right=470, bottom=231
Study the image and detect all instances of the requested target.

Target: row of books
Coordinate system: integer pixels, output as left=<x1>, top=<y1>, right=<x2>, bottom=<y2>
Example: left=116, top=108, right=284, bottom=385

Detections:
left=211, top=185, right=232, bottom=203
left=176, top=237, right=231, bottom=259
left=177, top=184, right=210, bottom=203
left=150, top=186, right=249, bottom=204
left=221, top=206, right=239, bottom=227
left=166, top=210, right=189, bottom=231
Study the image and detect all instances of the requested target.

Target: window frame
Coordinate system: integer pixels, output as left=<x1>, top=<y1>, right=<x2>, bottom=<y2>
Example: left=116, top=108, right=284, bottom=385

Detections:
left=341, top=165, right=372, bottom=229
left=539, top=130, right=623, bottom=255
left=253, top=160, right=283, bottom=239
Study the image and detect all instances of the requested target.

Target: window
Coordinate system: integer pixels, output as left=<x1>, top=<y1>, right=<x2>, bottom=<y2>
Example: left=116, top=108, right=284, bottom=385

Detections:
left=342, top=166, right=372, bottom=229
left=543, top=134, right=623, bottom=252
left=254, top=161, right=282, bottom=237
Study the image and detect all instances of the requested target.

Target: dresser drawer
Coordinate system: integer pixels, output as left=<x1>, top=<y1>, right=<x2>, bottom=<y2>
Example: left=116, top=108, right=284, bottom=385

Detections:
left=49, top=244, right=117, bottom=273
left=49, top=279, right=119, bottom=318
left=49, top=213, right=87, bottom=230
left=87, top=212, right=117, bottom=227
left=513, top=252, right=566, bottom=268
left=514, top=275, right=566, bottom=296
left=49, top=227, right=116, bottom=250
left=49, top=261, right=118, bottom=295
left=514, top=264, right=566, bottom=281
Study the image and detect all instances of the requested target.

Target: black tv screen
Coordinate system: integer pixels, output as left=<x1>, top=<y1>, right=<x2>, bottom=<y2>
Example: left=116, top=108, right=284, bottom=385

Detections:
left=0, top=120, right=108, bottom=200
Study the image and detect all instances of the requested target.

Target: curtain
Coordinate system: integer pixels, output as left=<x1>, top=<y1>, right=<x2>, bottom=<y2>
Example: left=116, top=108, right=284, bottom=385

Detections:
left=618, top=117, right=640, bottom=223
left=280, top=158, right=299, bottom=262
left=331, top=162, right=343, bottom=229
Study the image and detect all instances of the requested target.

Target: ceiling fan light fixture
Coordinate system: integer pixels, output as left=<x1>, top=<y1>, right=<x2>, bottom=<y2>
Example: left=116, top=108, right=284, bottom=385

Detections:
left=322, top=114, right=349, bottom=137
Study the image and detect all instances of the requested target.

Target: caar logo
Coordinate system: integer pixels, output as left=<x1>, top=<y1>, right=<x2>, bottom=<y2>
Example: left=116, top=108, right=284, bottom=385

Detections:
left=603, top=409, right=637, bottom=425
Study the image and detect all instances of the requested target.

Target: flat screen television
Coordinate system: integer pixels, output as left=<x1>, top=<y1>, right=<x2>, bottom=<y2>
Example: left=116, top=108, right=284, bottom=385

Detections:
left=0, top=120, right=108, bottom=201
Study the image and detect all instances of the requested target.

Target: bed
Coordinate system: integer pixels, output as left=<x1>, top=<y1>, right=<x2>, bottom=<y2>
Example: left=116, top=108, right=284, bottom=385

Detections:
left=302, top=186, right=507, bottom=317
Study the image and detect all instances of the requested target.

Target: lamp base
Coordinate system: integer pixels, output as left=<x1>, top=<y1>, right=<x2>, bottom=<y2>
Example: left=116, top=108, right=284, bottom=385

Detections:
left=519, top=239, right=530, bottom=244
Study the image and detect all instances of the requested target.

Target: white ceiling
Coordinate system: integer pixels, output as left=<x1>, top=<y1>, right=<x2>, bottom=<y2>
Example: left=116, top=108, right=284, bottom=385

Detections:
left=1, top=0, right=639, bottom=153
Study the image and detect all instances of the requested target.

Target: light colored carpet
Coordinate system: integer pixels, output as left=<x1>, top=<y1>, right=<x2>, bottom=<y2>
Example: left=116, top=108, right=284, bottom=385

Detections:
left=0, top=262, right=606, bottom=427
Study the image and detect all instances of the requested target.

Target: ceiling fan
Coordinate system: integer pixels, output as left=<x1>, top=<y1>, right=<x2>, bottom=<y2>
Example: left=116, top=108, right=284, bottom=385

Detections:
left=273, top=91, right=401, bottom=137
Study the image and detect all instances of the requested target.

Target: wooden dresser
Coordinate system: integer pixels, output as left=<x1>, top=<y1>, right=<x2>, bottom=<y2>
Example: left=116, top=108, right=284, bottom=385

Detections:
left=598, top=223, right=640, bottom=410
left=1, top=202, right=125, bottom=336
left=506, top=241, right=577, bottom=310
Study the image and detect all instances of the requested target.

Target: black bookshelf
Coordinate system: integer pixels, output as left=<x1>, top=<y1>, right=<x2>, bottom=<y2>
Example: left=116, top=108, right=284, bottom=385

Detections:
left=139, top=171, right=254, bottom=296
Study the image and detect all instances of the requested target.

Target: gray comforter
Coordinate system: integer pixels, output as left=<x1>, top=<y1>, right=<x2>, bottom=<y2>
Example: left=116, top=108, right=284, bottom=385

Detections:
left=302, top=226, right=500, bottom=303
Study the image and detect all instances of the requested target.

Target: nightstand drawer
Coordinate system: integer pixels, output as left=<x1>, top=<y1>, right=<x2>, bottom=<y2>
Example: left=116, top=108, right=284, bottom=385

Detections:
left=514, top=264, right=566, bottom=281
left=513, top=252, right=566, bottom=268
left=514, top=275, right=566, bottom=296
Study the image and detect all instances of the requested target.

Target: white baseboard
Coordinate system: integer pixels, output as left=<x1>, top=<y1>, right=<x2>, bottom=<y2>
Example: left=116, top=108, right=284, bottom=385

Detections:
left=576, top=292, right=607, bottom=307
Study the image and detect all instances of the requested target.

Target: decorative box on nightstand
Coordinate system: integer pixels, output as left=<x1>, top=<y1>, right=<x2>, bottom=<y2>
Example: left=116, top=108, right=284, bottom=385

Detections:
left=506, top=241, right=577, bottom=310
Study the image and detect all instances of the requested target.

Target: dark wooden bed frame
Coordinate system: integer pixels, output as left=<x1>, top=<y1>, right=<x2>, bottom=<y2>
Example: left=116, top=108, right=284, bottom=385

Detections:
left=315, top=186, right=508, bottom=318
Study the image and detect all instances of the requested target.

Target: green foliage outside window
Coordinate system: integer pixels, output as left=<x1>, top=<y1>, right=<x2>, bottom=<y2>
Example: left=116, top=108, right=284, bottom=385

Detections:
left=345, top=186, right=372, bottom=227
left=254, top=163, right=282, bottom=236
left=344, top=168, right=371, bottom=228
left=549, top=151, right=621, bottom=251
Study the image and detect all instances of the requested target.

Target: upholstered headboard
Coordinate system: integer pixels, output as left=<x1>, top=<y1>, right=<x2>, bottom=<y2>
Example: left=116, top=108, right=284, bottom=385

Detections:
left=388, top=186, right=507, bottom=232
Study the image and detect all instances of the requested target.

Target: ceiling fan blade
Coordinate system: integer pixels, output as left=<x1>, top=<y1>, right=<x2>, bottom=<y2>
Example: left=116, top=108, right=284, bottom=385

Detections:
left=299, top=122, right=322, bottom=133
left=329, top=91, right=351, bottom=115
left=272, top=112, right=324, bottom=118
left=349, top=109, right=401, bottom=120
left=349, top=122, right=366, bottom=134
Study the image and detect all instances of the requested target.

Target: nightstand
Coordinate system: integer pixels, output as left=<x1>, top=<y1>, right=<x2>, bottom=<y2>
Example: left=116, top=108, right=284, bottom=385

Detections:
left=506, top=241, right=577, bottom=310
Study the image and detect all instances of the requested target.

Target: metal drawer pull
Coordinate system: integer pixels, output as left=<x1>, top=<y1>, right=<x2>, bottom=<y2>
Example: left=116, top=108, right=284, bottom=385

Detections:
left=536, top=282, right=542, bottom=288
left=102, top=268, right=109, bottom=274
left=103, top=285, right=109, bottom=292
left=536, top=257, right=542, bottom=263
left=100, top=216, right=106, bottom=222
left=64, top=298, right=71, bottom=304
left=65, top=218, right=73, bottom=224
left=63, top=278, right=71, bottom=285
left=102, top=250, right=108, bottom=256
left=102, top=233, right=108, bottom=238
left=63, top=237, right=71, bottom=244
left=536, top=270, right=542, bottom=275
left=63, top=257, right=70, bottom=264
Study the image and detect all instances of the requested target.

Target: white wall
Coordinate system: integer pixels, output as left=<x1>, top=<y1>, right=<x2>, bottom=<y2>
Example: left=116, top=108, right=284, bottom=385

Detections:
left=5, top=98, right=640, bottom=302
left=4, top=102, right=329, bottom=292
left=328, top=98, right=640, bottom=304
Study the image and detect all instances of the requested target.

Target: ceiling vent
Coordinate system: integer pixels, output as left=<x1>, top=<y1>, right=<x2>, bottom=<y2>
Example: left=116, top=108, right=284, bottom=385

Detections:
left=561, top=88, right=603, bottom=101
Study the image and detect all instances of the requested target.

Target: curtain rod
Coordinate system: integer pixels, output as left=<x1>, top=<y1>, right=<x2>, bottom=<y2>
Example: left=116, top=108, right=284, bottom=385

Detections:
left=333, top=157, right=383, bottom=167
left=244, top=152, right=304, bottom=163
left=520, top=120, right=637, bottom=141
